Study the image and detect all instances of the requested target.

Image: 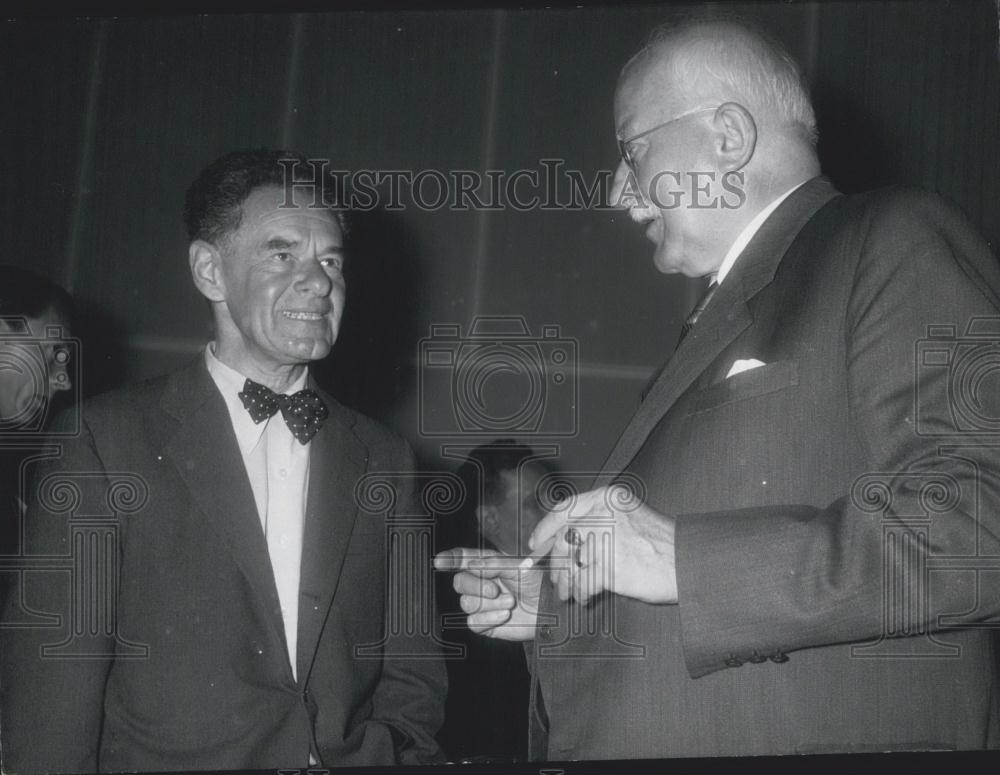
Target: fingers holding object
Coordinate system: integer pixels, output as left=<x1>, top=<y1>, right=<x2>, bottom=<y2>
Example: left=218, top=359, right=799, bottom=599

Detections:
left=459, top=585, right=516, bottom=634
left=467, top=606, right=513, bottom=634
left=459, top=591, right=514, bottom=614
left=434, top=546, right=501, bottom=572
left=573, top=534, right=604, bottom=603
left=565, top=526, right=585, bottom=568
left=453, top=570, right=500, bottom=598
left=529, top=502, right=572, bottom=553
left=550, top=525, right=579, bottom=598
left=551, top=527, right=606, bottom=603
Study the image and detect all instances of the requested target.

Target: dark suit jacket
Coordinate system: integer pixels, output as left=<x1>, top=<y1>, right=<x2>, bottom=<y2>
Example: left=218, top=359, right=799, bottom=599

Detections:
left=436, top=521, right=530, bottom=763
left=0, top=356, right=446, bottom=772
left=530, top=178, right=1000, bottom=758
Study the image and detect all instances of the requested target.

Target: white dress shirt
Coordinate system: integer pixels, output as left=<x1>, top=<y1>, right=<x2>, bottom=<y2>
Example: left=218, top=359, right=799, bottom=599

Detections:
left=713, top=181, right=806, bottom=286
left=205, top=344, right=311, bottom=681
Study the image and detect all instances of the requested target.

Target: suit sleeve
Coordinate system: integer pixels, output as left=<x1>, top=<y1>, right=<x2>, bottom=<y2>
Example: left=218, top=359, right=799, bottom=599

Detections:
left=675, top=192, right=1000, bottom=677
left=364, top=441, right=448, bottom=765
left=1, top=412, right=116, bottom=774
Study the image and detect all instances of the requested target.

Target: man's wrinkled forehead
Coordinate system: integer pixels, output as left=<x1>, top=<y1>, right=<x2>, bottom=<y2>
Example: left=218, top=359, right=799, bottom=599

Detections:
left=255, top=206, right=341, bottom=231
left=240, top=185, right=341, bottom=236
left=614, top=43, right=678, bottom=132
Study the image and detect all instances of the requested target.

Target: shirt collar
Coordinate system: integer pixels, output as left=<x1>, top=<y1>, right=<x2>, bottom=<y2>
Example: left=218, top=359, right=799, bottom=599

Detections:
left=204, top=343, right=309, bottom=456
left=713, top=181, right=805, bottom=286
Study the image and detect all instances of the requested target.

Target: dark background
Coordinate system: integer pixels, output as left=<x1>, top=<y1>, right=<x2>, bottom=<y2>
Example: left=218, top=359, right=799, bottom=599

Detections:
left=2, top=0, right=997, bottom=474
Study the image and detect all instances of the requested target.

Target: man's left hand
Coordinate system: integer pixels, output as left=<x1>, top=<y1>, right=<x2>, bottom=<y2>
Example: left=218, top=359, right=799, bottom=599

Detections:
left=528, top=485, right=678, bottom=605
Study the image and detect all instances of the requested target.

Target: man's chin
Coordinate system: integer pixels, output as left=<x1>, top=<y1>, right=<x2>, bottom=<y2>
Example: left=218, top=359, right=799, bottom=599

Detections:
left=651, top=247, right=682, bottom=275
left=288, top=342, right=333, bottom=364
left=256, top=339, right=330, bottom=369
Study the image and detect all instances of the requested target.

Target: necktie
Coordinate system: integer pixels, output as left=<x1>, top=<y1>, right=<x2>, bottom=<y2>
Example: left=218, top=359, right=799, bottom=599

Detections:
left=678, top=280, right=719, bottom=343
left=238, top=379, right=329, bottom=445
left=640, top=280, right=719, bottom=402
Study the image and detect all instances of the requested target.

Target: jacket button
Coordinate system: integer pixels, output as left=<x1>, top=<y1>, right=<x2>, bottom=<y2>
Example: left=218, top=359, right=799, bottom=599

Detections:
left=303, top=688, right=318, bottom=720
left=724, top=654, right=743, bottom=668
left=769, top=651, right=789, bottom=664
left=748, top=650, right=767, bottom=664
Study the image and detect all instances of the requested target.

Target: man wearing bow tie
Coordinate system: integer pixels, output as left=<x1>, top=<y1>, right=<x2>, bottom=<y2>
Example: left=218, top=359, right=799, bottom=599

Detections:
left=0, top=149, right=446, bottom=772
left=438, top=17, right=1000, bottom=758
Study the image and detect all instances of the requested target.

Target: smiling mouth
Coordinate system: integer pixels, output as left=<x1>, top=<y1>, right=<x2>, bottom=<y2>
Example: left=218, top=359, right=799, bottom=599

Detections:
left=282, top=311, right=326, bottom=321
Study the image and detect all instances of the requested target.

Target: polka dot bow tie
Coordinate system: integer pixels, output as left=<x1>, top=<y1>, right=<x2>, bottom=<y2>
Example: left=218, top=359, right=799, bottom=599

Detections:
left=238, top=379, right=329, bottom=445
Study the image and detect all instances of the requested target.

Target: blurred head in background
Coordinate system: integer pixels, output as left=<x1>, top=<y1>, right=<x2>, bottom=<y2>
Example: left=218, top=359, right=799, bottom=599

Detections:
left=0, top=266, right=74, bottom=429
left=456, top=440, right=556, bottom=556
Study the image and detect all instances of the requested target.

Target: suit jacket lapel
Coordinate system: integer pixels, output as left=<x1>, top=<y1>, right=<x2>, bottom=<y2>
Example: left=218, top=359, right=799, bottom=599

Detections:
left=601, top=282, right=753, bottom=476
left=296, top=391, right=367, bottom=685
left=600, top=176, right=841, bottom=477
left=160, top=357, right=290, bottom=661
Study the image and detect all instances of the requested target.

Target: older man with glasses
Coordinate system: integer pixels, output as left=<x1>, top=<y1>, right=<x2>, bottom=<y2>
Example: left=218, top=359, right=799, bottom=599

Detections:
left=439, top=16, right=1000, bottom=760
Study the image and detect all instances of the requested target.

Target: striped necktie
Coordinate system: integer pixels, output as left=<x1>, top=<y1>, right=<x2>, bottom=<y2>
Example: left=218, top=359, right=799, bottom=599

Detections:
left=677, top=280, right=719, bottom=343
left=640, top=280, right=720, bottom=402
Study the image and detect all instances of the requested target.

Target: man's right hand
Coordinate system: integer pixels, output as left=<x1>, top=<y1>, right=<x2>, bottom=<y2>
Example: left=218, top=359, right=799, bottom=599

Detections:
left=434, top=548, right=540, bottom=641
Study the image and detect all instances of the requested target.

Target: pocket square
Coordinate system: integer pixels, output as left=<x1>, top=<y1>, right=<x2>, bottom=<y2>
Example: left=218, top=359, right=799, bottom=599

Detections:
left=726, top=358, right=766, bottom=378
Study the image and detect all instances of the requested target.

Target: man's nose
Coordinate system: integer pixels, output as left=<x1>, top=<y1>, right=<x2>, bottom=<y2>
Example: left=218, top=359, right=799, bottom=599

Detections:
left=609, top=159, right=631, bottom=208
left=296, top=257, right=334, bottom=295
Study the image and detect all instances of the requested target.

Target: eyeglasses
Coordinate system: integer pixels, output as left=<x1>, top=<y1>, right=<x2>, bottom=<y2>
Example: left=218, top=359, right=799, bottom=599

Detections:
left=617, top=106, right=716, bottom=170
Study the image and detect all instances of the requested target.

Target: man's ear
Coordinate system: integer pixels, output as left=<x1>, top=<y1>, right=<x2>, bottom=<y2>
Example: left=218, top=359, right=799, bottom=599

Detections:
left=189, top=240, right=226, bottom=303
left=711, top=102, right=757, bottom=172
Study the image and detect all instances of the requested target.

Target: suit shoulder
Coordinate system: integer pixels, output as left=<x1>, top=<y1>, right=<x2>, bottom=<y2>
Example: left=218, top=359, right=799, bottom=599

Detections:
left=830, top=186, right=1000, bottom=319
left=807, top=184, right=996, bottom=283
left=76, top=371, right=172, bottom=426
left=39, top=370, right=178, bottom=470
left=837, top=185, right=982, bottom=243
left=64, top=360, right=208, bottom=451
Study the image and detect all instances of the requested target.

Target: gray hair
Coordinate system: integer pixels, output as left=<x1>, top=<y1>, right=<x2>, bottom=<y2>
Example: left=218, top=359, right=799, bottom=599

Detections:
left=634, top=17, right=818, bottom=146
